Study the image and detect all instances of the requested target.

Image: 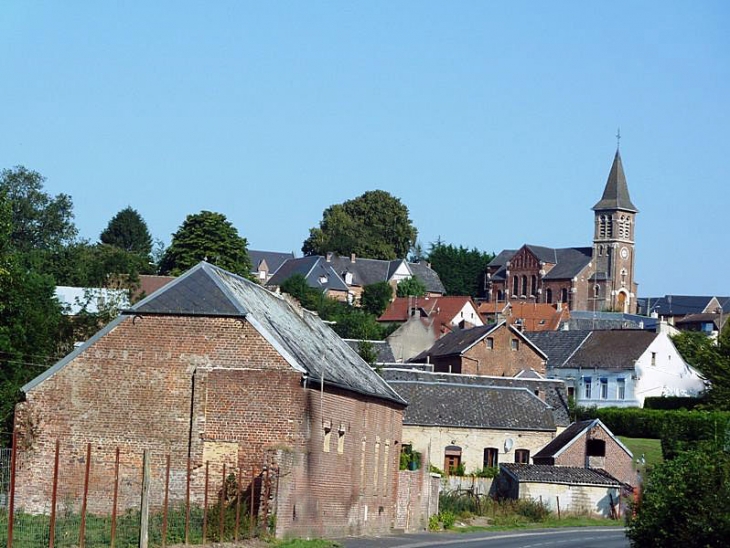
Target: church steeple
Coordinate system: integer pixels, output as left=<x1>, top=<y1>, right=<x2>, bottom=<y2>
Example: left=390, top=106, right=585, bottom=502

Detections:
left=592, top=150, right=638, bottom=213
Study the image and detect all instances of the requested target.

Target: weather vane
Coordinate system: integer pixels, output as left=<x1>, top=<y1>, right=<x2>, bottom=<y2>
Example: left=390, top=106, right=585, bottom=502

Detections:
left=616, top=128, right=621, bottom=150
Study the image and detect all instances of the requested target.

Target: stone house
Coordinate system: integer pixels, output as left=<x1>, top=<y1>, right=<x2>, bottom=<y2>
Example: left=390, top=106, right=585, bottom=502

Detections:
left=266, top=253, right=445, bottom=304
left=15, top=262, right=407, bottom=539
left=249, top=250, right=295, bottom=283
left=410, top=321, right=548, bottom=377
left=389, top=380, right=557, bottom=473
left=380, top=368, right=571, bottom=432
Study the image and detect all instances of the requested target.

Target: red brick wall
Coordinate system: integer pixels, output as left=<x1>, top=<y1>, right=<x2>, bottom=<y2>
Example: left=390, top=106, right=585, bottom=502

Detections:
left=432, top=325, right=545, bottom=376
left=14, top=314, right=403, bottom=538
left=554, top=424, right=635, bottom=487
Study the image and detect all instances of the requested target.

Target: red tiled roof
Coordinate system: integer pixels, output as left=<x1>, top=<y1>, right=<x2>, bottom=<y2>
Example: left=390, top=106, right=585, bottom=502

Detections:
left=378, top=296, right=480, bottom=333
left=480, top=302, right=569, bottom=331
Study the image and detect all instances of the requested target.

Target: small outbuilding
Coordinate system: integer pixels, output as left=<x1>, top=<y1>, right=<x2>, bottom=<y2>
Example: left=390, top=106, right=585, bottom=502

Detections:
left=496, top=463, right=625, bottom=518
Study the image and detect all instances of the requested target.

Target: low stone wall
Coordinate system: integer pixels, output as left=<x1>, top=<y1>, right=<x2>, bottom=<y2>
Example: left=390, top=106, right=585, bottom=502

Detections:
left=442, top=475, right=494, bottom=496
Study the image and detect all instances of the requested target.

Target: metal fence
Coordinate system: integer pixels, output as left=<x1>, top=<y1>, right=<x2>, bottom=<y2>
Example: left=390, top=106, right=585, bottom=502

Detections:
left=1, top=434, right=275, bottom=548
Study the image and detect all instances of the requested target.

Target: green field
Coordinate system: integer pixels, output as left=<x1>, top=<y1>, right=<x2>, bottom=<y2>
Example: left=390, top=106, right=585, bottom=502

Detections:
left=618, top=437, right=663, bottom=476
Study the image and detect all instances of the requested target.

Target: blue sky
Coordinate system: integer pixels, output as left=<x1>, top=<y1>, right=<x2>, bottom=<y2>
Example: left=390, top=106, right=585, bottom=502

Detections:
left=1, top=2, right=728, bottom=297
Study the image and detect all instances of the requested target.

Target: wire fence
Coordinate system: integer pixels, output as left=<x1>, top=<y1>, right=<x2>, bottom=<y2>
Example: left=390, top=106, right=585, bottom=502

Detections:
left=1, top=435, right=275, bottom=548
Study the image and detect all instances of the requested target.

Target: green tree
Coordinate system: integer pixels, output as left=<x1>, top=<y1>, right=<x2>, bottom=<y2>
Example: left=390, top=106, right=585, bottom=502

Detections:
left=100, top=206, right=153, bottom=256
left=673, top=328, right=730, bottom=410
left=159, top=211, right=252, bottom=277
left=396, top=276, right=427, bottom=297
left=302, top=190, right=418, bottom=260
left=357, top=340, right=378, bottom=366
left=0, top=165, right=77, bottom=252
left=427, top=240, right=494, bottom=297
left=361, top=281, right=393, bottom=316
left=628, top=448, right=730, bottom=547
left=280, top=274, right=325, bottom=311
left=0, top=192, right=68, bottom=443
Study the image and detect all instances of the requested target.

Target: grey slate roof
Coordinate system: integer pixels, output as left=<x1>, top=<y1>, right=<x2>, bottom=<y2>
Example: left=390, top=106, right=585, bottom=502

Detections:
left=532, top=419, right=596, bottom=459
left=410, top=322, right=547, bottom=362
left=522, top=330, right=592, bottom=368
left=568, top=330, right=658, bottom=371
left=25, top=262, right=406, bottom=406
left=381, top=368, right=570, bottom=427
left=525, top=329, right=658, bottom=370
left=592, top=150, right=638, bottom=213
left=390, top=381, right=555, bottom=431
left=533, top=418, right=632, bottom=461
left=343, top=339, right=396, bottom=363
left=248, top=250, right=294, bottom=275
left=266, top=256, right=349, bottom=292
left=500, top=463, right=623, bottom=487
left=488, top=246, right=592, bottom=282
left=267, top=255, right=445, bottom=295
left=638, top=295, right=718, bottom=316
left=409, top=262, right=447, bottom=294
left=565, top=311, right=658, bottom=331
left=411, top=323, right=500, bottom=359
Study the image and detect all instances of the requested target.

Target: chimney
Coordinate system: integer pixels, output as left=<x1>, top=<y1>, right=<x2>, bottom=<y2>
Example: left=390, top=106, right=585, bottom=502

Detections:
left=326, top=252, right=333, bottom=262
left=350, top=253, right=356, bottom=263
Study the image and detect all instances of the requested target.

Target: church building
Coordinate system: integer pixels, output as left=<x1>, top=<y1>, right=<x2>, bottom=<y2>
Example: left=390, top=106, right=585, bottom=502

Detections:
left=484, top=150, right=639, bottom=313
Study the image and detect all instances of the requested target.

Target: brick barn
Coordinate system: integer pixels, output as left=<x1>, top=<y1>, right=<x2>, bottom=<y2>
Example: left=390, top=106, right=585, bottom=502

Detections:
left=14, top=262, right=407, bottom=538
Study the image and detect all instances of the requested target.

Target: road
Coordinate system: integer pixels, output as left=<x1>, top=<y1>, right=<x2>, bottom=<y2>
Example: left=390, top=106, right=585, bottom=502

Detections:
left=342, top=527, right=629, bottom=548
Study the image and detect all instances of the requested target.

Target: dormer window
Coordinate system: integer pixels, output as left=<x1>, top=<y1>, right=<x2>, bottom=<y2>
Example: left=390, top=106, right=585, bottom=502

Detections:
left=319, top=275, right=328, bottom=284
left=345, top=272, right=353, bottom=285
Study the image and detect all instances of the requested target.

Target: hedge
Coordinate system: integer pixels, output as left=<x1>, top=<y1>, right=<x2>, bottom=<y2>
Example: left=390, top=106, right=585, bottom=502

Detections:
left=574, top=406, right=730, bottom=459
left=643, top=396, right=706, bottom=411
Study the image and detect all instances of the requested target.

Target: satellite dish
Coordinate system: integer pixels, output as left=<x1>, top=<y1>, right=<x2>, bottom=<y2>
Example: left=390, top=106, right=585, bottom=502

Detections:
left=504, top=438, right=514, bottom=452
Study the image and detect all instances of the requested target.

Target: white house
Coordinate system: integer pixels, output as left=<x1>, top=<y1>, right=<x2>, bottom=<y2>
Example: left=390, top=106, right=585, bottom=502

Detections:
left=526, top=329, right=705, bottom=408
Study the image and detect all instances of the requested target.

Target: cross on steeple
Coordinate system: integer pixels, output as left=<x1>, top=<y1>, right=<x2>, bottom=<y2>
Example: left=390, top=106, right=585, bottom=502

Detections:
left=616, top=128, right=621, bottom=150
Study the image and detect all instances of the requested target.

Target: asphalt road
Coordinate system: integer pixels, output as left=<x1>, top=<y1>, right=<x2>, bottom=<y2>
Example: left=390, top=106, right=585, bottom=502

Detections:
left=341, top=527, right=629, bottom=548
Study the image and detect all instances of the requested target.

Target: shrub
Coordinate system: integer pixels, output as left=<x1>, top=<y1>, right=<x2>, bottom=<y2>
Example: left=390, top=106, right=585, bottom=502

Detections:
left=440, top=511, right=456, bottom=529
left=474, top=466, right=499, bottom=478
left=627, top=448, right=730, bottom=546
left=514, top=498, right=551, bottom=522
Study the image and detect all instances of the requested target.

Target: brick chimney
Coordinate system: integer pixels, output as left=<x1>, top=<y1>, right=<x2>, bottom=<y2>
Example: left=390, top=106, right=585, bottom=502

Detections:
left=350, top=253, right=356, bottom=263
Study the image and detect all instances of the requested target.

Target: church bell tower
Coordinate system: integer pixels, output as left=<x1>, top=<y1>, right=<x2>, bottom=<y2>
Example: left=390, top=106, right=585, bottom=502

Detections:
left=591, top=149, right=638, bottom=313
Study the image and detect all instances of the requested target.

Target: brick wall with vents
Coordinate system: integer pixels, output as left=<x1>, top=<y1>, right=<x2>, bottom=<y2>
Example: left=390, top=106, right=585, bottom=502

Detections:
left=14, top=314, right=403, bottom=538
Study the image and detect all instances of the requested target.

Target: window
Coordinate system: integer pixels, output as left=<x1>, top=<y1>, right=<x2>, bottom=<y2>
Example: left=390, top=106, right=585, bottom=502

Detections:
left=323, top=421, right=332, bottom=452
left=567, top=386, right=575, bottom=398
left=651, top=352, right=657, bottom=366
left=587, top=439, right=606, bottom=457
left=374, top=437, right=381, bottom=491
left=444, top=445, right=462, bottom=475
left=483, top=448, right=499, bottom=468
left=337, top=423, right=346, bottom=454
left=546, top=288, right=553, bottom=304
left=617, top=378, right=626, bottom=400
left=521, top=275, right=528, bottom=296
left=600, top=378, right=608, bottom=399
left=585, top=378, right=592, bottom=399
left=531, top=275, right=537, bottom=296
left=511, top=339, right=520, bottom=351
left=486, top=337, right=494, bottom=350
left=514, top=449, right=530, bottom=464
left=512, top=275, right=519, bottom=296
left=560, top=288, right=568, bottom=303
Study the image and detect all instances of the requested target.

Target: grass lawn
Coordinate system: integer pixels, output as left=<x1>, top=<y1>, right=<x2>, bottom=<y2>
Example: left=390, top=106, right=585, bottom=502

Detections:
left=618, top=436, right=663, bottom=476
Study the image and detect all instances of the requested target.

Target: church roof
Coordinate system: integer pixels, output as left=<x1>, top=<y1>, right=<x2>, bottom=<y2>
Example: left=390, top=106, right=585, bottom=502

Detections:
left=487, top=246, right=592, bottom=282
left=592, top=150, right=638, bottom=213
